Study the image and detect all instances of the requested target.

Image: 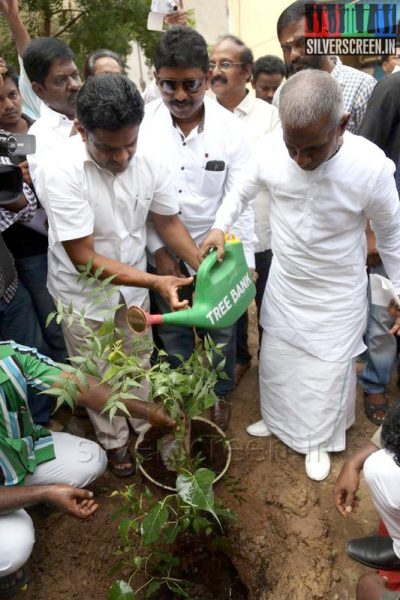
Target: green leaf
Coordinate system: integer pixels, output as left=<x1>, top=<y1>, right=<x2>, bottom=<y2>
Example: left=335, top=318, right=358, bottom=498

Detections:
left=144, top=580, right=161, bottom=598
left=176, top=469, right=220, bottom=526
left=108, top=580, right=135, bottom=600
left=118, top=517, right=131, bottom=545
left=140, top=501, right=168, bottom=545
left=45, top=311, right=56, bottom=328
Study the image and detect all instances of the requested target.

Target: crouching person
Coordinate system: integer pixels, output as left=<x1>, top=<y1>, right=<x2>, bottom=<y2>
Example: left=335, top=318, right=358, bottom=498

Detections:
left=0, top=340, right=174, bottom=597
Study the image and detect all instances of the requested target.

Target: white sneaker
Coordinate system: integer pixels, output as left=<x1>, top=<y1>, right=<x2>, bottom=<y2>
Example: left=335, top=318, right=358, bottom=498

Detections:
left=246, top=419, right=271, bottom=437
left=305, top=449, right=331, bottom=481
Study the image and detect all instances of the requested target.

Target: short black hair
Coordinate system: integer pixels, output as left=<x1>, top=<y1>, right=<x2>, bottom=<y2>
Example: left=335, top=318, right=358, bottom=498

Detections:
left=277, top=0, right=306, bottom=38
left=76, top=74, right=144, bottom=132
left=252, top=55, right=285, bottom=80
left=217, top=34, right=254, bottom=67
left=3, top=65, right=19, bottom=88
left=83, top=48, right=124, bottom=80
left=23, top=37, right=75, bottom=86
left=381, top=403, right=400, bottom=466
left=153, top=26, right=209, bottom=73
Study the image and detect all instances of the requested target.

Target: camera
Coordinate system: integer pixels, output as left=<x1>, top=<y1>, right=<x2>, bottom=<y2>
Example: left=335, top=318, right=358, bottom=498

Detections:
left=0, top=164, right=23, bottom=205
left=0, top=129, right=35, bottom=205
left=0, top=130, right=36, bottom=158
left=151, top=0, right=178, bottom=14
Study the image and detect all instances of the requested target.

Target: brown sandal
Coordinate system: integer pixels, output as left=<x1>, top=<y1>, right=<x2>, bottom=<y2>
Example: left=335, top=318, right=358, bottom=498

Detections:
left=107, top=445, right=135, bottom=478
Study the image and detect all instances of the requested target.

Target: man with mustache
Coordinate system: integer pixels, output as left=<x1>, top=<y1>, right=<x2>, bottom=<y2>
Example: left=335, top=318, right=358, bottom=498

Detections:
left=275, top=0, right=375, bottom=134
left=209, top=34, right=280, bottom=385
left=139, top=26, right=256, bottom=431
left=23, top=37, right=82, bottom=192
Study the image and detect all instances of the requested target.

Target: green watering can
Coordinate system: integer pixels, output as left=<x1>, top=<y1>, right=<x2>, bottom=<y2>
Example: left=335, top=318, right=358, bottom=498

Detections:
left=127, top=236, right=256, bottom=334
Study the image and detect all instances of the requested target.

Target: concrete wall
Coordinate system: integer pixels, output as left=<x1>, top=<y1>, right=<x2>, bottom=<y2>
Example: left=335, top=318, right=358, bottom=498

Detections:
left=228, top=0, right=289, bottom=60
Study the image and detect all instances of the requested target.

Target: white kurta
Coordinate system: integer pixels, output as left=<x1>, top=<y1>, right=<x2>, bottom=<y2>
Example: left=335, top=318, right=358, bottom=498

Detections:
left=213, top=131, right=400, bottom=451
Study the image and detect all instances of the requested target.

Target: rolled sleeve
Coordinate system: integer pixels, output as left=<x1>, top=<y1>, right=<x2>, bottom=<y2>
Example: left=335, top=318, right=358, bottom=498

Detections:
left=149, top=162, right=179, bottom=216
left=38, top=166, right=94, bottom=243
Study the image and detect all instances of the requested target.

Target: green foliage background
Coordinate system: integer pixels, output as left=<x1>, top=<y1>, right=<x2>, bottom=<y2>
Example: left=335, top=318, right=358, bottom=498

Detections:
left=0, top=0, right=162, bottom=72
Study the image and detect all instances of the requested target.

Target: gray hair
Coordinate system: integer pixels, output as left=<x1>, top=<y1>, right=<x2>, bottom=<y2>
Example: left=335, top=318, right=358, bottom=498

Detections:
left=279, top=70, right=344, bottom=128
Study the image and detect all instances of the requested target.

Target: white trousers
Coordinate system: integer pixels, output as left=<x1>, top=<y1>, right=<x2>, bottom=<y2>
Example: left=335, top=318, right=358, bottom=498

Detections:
left=0, top=432, right=106, bottom=576
left=61, top=297, right=152, bottom=450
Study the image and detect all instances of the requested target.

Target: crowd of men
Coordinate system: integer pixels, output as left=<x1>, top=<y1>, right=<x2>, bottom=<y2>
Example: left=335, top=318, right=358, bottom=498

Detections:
left=1, top=0, right=400, bottom=597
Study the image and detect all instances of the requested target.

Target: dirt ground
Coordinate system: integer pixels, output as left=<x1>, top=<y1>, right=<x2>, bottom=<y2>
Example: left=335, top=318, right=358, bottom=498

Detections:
left=18, top=307, right=390, bottom=600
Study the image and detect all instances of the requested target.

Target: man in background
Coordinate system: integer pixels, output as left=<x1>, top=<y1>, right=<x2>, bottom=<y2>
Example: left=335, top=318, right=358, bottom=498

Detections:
left=251, top=55, right=285, bottom=104
left=209, top=34, right=280, bottom=384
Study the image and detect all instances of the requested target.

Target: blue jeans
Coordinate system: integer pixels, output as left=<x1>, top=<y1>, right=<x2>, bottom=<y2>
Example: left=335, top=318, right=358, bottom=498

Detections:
left=0, top=281, right=51, bottom=424
left=15, top=253, right=67, bottom=363
left=148, top=267, right=235, bottom=397
left=359, top=264, right=397, bottom=394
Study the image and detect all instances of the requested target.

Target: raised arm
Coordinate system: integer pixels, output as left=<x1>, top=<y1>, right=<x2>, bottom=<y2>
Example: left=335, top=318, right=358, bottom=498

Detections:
left=0, top=0, right=31, bottom=57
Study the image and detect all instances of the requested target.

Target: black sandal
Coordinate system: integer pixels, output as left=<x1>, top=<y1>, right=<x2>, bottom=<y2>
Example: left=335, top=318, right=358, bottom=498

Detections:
left=364, top=393, right=390, bottom=426
left=107, top=445, right=135, bottom=478
left=0, top=568, right=28, bottom=598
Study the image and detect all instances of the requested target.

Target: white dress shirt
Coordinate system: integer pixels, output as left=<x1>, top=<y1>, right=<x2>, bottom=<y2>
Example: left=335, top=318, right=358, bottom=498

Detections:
left=37, top=135, right=179, bottom=320
left=27, top=103, right=75, bottom=194
left=233, top=92, right=280, bottom=252
left=213, top=131, right=400, bottom=362
left=139, top=96, right=256, bottom=269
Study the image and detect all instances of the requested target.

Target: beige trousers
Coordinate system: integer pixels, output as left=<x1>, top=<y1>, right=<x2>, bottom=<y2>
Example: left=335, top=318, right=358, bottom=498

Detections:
left=61, top=296, right=152, bottom=450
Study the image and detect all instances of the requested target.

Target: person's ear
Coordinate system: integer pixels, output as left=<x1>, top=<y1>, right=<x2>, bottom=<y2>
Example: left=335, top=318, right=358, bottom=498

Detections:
left=339, top=112, right=350, bottom=134
left=74, top=119, right=87, bottom=142
left=251, top=78, right=256, bottom=89
left=154, top=70, right=159, bottom=87
left=243, top=63, right=252, bottom=83
left=31, top=81, right=46, bottom=102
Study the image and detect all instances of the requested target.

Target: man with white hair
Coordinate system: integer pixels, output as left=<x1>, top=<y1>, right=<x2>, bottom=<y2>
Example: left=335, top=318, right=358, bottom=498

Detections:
left=200, top=70, right=400, bottom=481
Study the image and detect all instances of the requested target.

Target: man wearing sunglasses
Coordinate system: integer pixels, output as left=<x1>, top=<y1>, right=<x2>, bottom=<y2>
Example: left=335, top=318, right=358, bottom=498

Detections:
left=139, top=26, right=256, bottom=431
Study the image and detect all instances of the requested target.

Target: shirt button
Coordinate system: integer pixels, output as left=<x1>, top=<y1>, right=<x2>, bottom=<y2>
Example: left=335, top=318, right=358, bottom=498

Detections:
left=181, top=166, right=185, bottom=170
left=178, top=190, right=182, bottom=193
left=183, top=142, right=186, bottom=146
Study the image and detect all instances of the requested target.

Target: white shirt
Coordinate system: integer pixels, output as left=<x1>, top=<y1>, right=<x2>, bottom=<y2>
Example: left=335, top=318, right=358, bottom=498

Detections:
left=233, top=92, right=280, bottom=252
left=38, top=135, right=179, bottom=320
left=139, top=96, right=256, bottom=269
left=213, top=131, right=400, bottom=362
left=27, top=103, right=75, bottom=194
left=364, top=449, right=400, bottom=559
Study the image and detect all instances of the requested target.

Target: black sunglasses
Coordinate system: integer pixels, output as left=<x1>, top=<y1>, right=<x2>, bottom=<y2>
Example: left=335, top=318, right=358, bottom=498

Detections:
left=157, top=77, right=205, bottom=94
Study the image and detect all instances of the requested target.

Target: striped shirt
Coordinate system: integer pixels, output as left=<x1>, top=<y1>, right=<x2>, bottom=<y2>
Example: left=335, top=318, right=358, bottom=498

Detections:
left=0, top=341, right=61, bottom=486
left=330, top=57, right=376, bottom=134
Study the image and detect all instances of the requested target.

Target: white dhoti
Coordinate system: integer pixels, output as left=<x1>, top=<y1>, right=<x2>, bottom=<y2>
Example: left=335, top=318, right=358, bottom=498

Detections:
left=259, top=332, right=356, bottom=454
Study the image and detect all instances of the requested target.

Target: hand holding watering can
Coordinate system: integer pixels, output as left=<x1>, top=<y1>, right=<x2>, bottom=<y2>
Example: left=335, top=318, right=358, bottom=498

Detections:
left=126, top=234, right=255, bottom=335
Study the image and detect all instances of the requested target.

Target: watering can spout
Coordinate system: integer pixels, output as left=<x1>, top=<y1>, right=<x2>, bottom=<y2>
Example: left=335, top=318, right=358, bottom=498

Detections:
left=126, top=237, right=256, bottom=335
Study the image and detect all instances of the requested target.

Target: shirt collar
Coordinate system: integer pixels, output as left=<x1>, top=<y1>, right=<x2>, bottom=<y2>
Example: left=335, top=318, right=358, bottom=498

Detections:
left=80, top=136, right=136, bottom=177
left=39, top=102, right=74, bottom=127
left=234, top=90, right=254, bottom=116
